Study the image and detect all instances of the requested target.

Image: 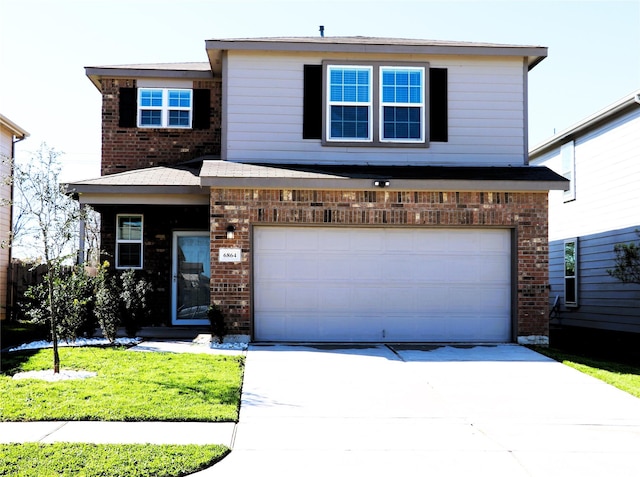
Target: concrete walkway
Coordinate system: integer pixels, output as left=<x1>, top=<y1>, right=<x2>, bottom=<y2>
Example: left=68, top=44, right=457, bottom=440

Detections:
left=3, top=342, right=640, bottom=477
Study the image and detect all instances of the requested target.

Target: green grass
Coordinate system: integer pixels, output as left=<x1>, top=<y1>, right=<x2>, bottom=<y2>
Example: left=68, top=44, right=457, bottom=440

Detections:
left=534, top=347, right=640, bottom=398
left=0, top=347, right=244, bottom=421
left=0, top=442, right=229, bottom=477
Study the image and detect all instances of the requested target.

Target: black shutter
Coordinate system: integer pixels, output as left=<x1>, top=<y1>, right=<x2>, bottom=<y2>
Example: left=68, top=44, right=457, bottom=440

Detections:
left=119, top=88, right=137, bottom=128
left=193, top=89, right=211, bottom=129
left=303, top=65, right=322, bottom=139
left=429, top=68, right=448, bottom=142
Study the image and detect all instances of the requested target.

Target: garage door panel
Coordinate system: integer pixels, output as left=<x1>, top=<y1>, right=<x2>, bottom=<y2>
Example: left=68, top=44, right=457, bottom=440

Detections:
left=350, top=260, right=384, bottom=281
left=321, top=229, right=354, bottom=251
left=287, top=229, right=319, bottom=250
left=255, top=256, right=287, bottom=280
left=322, top=287, right=352, bottom=310
left=288, top=258, right=318, bottom=280
left=254, top=227, right=511, bottom=342
left=383, top=287, right=416, bottom=311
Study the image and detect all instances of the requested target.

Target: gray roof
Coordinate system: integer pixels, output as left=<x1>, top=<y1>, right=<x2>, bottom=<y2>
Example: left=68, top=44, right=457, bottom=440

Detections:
left=85, top=36, right=547, bottom=89
left=85, top=62, right=212, bottom=91
left=530, top=89, right=640, bottom=158
left=68, top=160, right=567, bottom=201
left=199, top=160, right=568, bottom=192
left=205, top=36, right=547, bottom=73
left=65, top=163, right=207, bottom=197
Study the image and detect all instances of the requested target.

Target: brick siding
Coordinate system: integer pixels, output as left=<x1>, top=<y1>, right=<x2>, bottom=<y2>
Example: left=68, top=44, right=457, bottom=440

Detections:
left=98, top=204, right=210, bottom=324
left=100, top=78, right=221, bottom=175
left=210, top=188, right=550, bottom=340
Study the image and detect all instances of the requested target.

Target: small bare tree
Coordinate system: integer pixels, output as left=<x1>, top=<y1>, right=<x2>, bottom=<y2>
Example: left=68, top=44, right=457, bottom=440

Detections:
left=13, top=143, right=85, bottom=373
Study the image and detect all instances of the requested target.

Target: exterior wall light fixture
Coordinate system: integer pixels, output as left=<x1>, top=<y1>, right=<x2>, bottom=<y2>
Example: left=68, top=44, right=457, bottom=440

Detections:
left=226, top=225, right=236, bottom=239
left=374, top=180, right=390, bottom=188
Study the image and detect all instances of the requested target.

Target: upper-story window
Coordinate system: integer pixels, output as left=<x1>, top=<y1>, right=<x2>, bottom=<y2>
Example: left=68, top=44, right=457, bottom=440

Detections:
left=323, top=61, right=428, bottom=147
left=380, top=67, right=425, bottom=142
left=328, top=66, right=373, bottom=141
left=138, top=88, right=193, bottom=128
left=560, top=140, right=576, bottom=202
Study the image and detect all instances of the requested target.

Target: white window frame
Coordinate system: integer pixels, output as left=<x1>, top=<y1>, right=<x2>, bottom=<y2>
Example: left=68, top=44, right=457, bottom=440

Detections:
left=116, top=214, right=143, bottom=270
left=323, top=61, right=429, bottom=147
left=561, top=141, right=576, bottom=202
left=564, top=238, right=578, bottom=307
left=137, top=88, right=193, bottom=129
left=379, top=66, right=426, bottom=143
left=326, top=65, right=373, bottom=142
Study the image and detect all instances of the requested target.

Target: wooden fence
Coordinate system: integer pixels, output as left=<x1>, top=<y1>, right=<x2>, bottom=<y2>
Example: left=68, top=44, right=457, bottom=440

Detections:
left=6, top=262, right=69, bottom=321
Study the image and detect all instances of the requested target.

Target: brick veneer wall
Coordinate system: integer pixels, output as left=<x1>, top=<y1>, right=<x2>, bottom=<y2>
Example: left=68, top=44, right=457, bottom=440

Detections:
left=98, top=204, right=210, bottom=325
left=210, top=188, right=550, bottom=341
left=100, top=78, right=222, bottom=175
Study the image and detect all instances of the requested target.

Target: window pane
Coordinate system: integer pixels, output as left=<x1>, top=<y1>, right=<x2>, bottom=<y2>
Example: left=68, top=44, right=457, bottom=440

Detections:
left=168, top=90, right=191, bottom=107
left=344, top=85, right=357, bottom=102
left=330, top=106, right=369, bottom=139
left=564, top=242, right=576, bottom=276
left=329, top=67, right=370, bottom=104
left=140, top=110, right=161, bottom=126
left=117, top=243, right=142, bottom=268
left=381, top=68, right=423, bottom=105
left=118, top=216, right=142, bottom=240
left=330, top=85, right=343, bottom=102
left=140, top=89, right=162, bottom=107
left=382, top=106, right=421, bottom=139
left=565, top=277, right=576, bottom=303
left=169, top=110, right=190, bottom=126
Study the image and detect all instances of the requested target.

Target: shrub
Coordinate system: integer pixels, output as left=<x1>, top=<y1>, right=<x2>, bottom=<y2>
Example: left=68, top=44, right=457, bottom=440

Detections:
left=93, top=263, right=120, bottom=343
left=23, top=266, right=94, bottom=343
left=119, top=269, right=153, bottom=337
left=208, top=304, right=227, bottom=344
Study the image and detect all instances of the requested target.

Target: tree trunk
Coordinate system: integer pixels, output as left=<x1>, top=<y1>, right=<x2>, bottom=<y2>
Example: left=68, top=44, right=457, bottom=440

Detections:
left=48, top=268, right=60, bottom=374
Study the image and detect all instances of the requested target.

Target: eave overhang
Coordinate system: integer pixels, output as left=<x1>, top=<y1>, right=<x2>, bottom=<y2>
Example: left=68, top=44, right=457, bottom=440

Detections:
left=200, top=161, right=569, bottom=192
left=85, top=63, right=213, bottom=92
left=0, top=114, right=29, bottom=140
left=205, top=37, right=547, bottom=75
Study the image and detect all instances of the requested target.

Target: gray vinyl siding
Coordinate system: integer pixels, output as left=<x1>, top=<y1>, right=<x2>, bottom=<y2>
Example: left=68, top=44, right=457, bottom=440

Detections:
left=224, top=51, right=526, bottom=166
left=549, top=226, right=640, bottom=333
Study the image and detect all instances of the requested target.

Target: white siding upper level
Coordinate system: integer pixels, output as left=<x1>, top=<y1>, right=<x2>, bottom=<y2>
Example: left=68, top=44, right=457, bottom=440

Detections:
left=531, top=104, right=640, bottom=240
left=222, top=50, right=529, bottom=167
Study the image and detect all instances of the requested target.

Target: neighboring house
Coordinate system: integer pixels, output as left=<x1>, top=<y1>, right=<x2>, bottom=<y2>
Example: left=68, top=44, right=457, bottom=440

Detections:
left=0, top=114, right=29, bottom=321
left=530, top=90, right=640, bottom=335
left=67, top=36, right=567, bottom=344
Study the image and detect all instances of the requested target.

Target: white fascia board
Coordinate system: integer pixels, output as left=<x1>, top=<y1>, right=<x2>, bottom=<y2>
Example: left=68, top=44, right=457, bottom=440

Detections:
left=77, top=192, right=209, bottom=206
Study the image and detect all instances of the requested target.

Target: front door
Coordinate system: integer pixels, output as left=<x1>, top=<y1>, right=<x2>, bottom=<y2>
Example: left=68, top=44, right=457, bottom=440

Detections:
left=172, top=231, right=210, bottom=325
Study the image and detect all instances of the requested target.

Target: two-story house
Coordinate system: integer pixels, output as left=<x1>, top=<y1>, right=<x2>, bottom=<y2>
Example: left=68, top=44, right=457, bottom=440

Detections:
left=530, top=90, right=640, bottom=339
left=67, top=37, right=567, bottom=344
left=0, top=114, right=28, bottom=322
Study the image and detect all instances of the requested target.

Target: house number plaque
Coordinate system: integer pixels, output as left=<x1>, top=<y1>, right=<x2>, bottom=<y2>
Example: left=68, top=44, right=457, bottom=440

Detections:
left=219, top=248, right=242, bottom=262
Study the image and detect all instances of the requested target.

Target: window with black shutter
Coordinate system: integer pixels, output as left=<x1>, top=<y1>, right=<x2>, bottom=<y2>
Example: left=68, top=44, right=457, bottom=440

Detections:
left=302, top=63, right=448, bottom=145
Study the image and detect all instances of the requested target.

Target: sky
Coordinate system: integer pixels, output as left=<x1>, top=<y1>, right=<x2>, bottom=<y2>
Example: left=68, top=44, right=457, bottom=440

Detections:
left=1, top=0, right=639, bottom=182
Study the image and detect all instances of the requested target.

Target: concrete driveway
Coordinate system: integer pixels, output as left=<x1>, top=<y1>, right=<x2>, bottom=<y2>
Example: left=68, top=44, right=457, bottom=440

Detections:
left=203, top=344, right=640, bottom=477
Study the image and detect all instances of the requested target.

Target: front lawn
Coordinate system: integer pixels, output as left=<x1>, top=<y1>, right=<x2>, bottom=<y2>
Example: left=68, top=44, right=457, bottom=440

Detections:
left=0, top=347, right=244, bottom=421
left=0, top=442, right=228, bottom=477
left=534, top=347, right=640, bottom=398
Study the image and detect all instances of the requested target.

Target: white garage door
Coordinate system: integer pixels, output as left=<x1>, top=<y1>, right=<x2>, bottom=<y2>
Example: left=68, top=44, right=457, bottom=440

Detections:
left=253, top=227, right=511, bottom=342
